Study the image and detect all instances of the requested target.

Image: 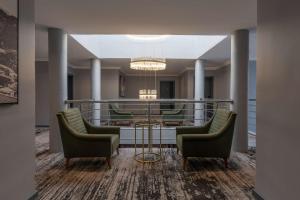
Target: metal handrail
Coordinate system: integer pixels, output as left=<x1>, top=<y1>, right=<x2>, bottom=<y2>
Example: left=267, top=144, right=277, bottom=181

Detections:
left=65, top=99, right=233, bottom=127
left=248, top=99, right=256, bottom=134
left=65, top=98, right=233, bottom=104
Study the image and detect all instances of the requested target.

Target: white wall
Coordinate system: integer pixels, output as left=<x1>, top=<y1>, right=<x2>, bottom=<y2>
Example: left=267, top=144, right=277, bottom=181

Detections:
left=255, top=0, right=300, bottom=199
left=35, top=61, right=49, bottom=126
left=0, top=0, right=36, bottom=199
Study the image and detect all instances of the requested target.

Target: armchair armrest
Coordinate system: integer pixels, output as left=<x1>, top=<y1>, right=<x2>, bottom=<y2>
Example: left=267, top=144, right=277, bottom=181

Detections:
left=114, top=110, right=133, bottom=115
left=162, top=110, right=181, bottom=115
left=176, top=122, right=211, bottom=135
left=83, top=118, right=120, bottom=135
left=181, top=133, right=219, bottom=141
left=74, top=133, right=114, bottom=142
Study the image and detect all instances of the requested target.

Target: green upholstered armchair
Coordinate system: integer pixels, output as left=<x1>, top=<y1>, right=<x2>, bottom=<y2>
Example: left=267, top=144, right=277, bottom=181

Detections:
left=109, top=103, right=133, bottom=126
left=57, top=108, right=120, bottom=169
left=162, top=104, right=185, bottom=126
left=176, top=109, right=237, bottom=170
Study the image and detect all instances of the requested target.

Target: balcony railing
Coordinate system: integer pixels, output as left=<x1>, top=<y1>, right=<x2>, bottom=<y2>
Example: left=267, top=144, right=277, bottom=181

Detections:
left=248, top=99, right=256, bottom=134
left=65, top=99, right=233, bottom=127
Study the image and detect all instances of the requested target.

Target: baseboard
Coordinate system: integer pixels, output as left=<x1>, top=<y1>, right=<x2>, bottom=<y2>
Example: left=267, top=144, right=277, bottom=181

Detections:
left=248, top=131, right=256, bottom=136
left=28, top=191, right=38, bottom=200
left=252, top=190, right=264, bottom=200
left=36, top=125, right=49, bottom=127
left=119, top=144, right=176, bottom=148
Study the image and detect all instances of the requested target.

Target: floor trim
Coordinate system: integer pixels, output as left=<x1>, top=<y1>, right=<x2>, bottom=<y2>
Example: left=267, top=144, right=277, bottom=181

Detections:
left=252, top=190, right=264, bottom=200
left=36, top=125, right=49, bottom=127
left=27, top=191, right=38, bottom=200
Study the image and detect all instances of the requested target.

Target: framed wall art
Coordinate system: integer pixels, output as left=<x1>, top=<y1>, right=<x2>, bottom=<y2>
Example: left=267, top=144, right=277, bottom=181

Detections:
left=0, top=0, right=18, bottom=104
left=119, top=75, right=125, bottom=97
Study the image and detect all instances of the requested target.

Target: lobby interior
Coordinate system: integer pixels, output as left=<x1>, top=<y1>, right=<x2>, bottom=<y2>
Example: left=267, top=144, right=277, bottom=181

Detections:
left=1, top=0, right=300, bottom=200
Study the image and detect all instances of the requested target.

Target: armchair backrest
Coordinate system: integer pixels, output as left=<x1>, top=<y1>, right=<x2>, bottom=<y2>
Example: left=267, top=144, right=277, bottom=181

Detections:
left=62, top=108, right=88, bottom=134
left=175, top=104, right=185, bottom=113
left=208, top=109, right=230, bottom=134
left=109, top=103, right=119, bottom=114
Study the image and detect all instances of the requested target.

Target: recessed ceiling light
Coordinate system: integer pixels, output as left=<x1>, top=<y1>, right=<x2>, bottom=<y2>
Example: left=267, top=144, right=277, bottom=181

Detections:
left=126, top=35, right=170, bottom=41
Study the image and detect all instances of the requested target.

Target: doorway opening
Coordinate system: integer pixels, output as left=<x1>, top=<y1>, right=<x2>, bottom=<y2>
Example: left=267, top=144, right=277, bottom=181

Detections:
left=160, top=80, right=175, bottom=112
left=68, top=75, right=74, bottom=107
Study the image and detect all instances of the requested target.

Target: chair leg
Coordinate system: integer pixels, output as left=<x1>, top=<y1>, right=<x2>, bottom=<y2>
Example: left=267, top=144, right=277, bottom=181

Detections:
left=176, top=147, right=179, bottom=154
left=106, top=157, right=111, bottom=169
left=183, top=157, right=188, bottom=170
left=224, top=158, right=228, bottom=168
left=116, top=147, right=119, bottom=155
left=65, top=158, right=70, bottom=168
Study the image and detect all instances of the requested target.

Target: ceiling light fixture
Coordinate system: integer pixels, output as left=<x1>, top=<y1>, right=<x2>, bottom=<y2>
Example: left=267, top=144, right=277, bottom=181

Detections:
left=126, top=35, right=170, bottom=41
left=139, top=89, right=157, bottom=100
left=130, top=57, right=166, bottom=71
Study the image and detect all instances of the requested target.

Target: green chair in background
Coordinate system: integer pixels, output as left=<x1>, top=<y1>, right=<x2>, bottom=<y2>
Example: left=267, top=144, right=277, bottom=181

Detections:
left=109, top=103, right=133, bottom=126
left=57, top=108, right=120, bottom=169
left=176, top=109, right=237, bottom=170
left=162, top=104, right=185, bottom=126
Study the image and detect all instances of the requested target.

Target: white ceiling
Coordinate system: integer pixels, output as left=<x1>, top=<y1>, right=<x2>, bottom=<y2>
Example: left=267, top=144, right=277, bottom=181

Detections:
left=71, top=34, right=227, bottom=59
left=36, top=26, right=97, bottom=62
left=36, top=0, right=257, bottom=35
left=201, top=37, right=231, bottom=63
left=35, top=0, right=257, bottom=74
left=96, top=59, right=196, bottom=76
left=35, top=28, right=232, bottom=75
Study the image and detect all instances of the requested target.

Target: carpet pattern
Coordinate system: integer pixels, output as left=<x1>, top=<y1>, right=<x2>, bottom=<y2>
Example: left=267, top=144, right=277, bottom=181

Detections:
left=35, top=131, right=256, bottom=200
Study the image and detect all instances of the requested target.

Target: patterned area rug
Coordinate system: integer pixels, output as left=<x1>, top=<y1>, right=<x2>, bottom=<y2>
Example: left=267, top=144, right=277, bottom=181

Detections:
left=35, top=131, right=256, bottom=200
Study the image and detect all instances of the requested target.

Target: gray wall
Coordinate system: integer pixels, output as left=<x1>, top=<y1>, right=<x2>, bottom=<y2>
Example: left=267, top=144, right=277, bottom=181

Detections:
left=35, top=61, right=49, bottom=126
left=255, top=0, right=300, bottom=199
left=181, top=68, right=231, bottom=100
left=178, top=70, right=194, bottom=99
left=210, top=67, right=231, bottom=99
left=179, top=71, right=188, bottom=98
left=124, top=75, right=180, bottom=99
left=35, top=63, right=75, bottom=126
left=102, top=69, right=119, bottom=99
left=73, top=69, right=90, bottom=99
left=0, top=0, right=36, bottom=199
left=73, top=69, right=119, bottom=99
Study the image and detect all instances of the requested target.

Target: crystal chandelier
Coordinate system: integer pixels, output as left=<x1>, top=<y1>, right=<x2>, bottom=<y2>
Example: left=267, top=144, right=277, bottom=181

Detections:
left=139, top=89, right=157, bottom=100
left=130, top=57, right=166, bottom=71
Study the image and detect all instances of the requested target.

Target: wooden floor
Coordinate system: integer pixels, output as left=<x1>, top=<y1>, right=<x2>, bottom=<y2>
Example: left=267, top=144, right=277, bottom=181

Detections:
left=35, top=130, right=256, bottom=200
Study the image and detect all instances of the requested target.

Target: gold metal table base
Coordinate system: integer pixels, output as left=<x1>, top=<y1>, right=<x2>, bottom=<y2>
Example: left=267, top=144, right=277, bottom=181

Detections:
left=134, top=152, right=161, bottom=163
left=134, top=121, right=162, bottom=164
